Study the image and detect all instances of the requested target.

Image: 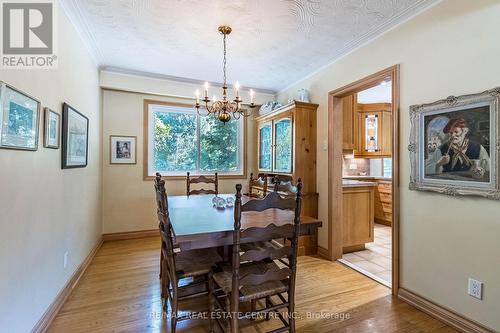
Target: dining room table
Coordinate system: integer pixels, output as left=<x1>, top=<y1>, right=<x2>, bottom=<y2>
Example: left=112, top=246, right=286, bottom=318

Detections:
left=167, top=194, right=322, bottom=252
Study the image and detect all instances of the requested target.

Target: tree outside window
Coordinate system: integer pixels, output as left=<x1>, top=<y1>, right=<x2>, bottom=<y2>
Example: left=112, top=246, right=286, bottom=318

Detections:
left=148, top=104, right=243, bottom=176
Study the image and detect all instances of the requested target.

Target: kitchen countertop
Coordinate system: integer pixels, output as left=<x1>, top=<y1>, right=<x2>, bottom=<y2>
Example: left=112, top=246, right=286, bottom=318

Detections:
left=342, top=179, right=377, bottom=188
left=343, top=175, right=392, bottom=181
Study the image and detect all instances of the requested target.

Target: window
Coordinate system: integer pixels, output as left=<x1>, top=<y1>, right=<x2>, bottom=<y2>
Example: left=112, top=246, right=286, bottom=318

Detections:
left=383, top=157, right=392, bottom=178
left=146, top=102, right=244, bottom=177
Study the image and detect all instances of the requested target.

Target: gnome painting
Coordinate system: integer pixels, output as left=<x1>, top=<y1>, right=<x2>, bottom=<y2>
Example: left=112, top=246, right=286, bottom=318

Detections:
left=423, top=105, right=491, bottom=182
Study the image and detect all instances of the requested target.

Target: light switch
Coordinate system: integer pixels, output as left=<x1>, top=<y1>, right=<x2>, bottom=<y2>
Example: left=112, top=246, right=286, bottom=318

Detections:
left=322, top=140, right=328, bottom=151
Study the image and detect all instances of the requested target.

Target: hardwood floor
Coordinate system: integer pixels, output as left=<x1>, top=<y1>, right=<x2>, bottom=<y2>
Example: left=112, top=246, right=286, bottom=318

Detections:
left=48, top=237, right=455, bottom=333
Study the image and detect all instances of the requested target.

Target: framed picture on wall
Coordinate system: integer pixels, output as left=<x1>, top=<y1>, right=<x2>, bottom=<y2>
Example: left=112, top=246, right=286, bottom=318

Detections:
left=0, top=81, right=40, bottom=151
left=409, top=87, right=500, bottom=200
left=62, top=103, right=88, bottom=169
left=44, top=107, right=60, bottom=149
left=110, top=135, right=137, bottom=164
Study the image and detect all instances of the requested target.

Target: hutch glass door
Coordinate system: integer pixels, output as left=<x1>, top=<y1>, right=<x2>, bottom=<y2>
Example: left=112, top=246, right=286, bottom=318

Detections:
left=258, top=122, right=272, bottom=170
left=274, top=118, right=292, bottom=173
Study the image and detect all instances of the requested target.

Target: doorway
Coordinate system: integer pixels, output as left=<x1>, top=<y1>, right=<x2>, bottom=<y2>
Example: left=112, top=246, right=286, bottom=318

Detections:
left=327, top=65, right=400, bottom=295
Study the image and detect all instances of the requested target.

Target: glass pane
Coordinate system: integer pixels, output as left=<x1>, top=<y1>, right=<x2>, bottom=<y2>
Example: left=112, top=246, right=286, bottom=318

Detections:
left=365, top=114, right=379, bottom=152
left=200, top=116, right=239, bottom=172
left=153, top=111, right=197, bottom=172
left=259, top=124, right=272, bottom=170
left=274, top=119, right=292, bottom=173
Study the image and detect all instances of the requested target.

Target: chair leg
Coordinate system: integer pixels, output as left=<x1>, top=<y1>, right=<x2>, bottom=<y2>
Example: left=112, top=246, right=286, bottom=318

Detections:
left=265, top=296, right=271, bottom=321
left=160, top=259, right=165, bottom=298
left=288, top=295, right=295, bottom=333
left=250, top=299, right=257, bottom=321
left=225, top=296, right=231, bottom=332
left=159, top=249, right=163, bottom=279
left=161, top=263, right=170, bottom=305
left=208, top=273, right=215, bottom=333
left=171, top=292, right=178, bottom=333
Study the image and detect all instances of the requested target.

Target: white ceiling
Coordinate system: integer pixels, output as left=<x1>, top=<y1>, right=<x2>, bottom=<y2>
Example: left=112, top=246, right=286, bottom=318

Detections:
left=61, top=0, right=439, bottom=92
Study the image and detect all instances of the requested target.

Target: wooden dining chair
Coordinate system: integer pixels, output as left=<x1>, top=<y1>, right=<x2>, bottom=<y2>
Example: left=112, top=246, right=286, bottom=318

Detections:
left=186, top=172, right=218, bottom=196
left=154, top=174, right=223, bottom=333
left=208, top=179, right=302, bottom=333
left=247, top=172, right=268, bottom=198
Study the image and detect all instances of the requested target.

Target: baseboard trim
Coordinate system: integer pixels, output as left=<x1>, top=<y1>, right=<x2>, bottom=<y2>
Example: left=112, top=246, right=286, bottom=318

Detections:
left=317, top=245, right=330, bottom=260
left=102, top=229, right=158, bottom=242
left=31, top=237, right=103, bottom=333
left=398, top=288, right=495, bottom=333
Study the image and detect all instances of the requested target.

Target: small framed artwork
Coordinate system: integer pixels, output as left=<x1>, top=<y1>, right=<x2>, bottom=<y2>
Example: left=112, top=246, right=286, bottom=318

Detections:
left=0, top=81, right=40, bottom=151
left=62, top=103, right=89, bottom=169
left=44, top=107, right=60, bottom=149
left=409, top=87, right=500, bottom=200
left=110, top=135, right=137, bottom=164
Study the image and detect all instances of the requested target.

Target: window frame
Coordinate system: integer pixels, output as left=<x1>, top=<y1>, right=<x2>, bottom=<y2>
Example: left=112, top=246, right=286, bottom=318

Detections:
left=143, top=99, right=247, bottom=180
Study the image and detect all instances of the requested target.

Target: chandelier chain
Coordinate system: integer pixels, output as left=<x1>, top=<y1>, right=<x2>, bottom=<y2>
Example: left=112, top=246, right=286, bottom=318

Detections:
left=223, top=33, right=227, bottom=86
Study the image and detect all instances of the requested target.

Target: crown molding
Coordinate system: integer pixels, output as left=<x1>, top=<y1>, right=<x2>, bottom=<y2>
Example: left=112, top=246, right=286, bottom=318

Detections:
left=100, top=66, right=277, bottom=96
left=59, top=0, right=105, bottom=66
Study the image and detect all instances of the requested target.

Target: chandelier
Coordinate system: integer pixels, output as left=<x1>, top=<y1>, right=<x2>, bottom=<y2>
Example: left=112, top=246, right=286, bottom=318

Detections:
left=195, top=26, right=256, bottom=123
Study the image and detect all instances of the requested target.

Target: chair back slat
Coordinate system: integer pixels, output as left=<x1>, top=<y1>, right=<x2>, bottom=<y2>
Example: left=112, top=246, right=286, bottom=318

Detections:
left=188, top=188, right=218, bottom=196
left=239, top=267, right=292, bottom=286
left=240, top=223, right=295, bottom=241
left=189, top=175, right=216, bottom=184
left=186, top=172, right=218, bottom=196
left=240, top=245, right=292, bottom=262
left=241, top=191, right=296, bottom=212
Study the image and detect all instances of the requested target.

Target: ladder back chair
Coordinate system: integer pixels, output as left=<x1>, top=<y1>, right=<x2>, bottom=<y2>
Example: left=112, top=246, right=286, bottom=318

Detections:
left=247, top=172, right=268, bottom=198
left=187, top=172, right=219, bottom=196
left=209, top=179, right=303, bottom=333
left=154, top=174, right=222, bottom=333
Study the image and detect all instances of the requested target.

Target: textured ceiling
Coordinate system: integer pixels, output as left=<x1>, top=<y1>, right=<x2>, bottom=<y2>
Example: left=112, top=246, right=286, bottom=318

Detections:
left=61, top=0, right=439, bottom=92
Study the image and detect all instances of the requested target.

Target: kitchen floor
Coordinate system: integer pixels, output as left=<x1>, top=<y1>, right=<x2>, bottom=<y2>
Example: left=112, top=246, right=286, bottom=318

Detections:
left=341, top=224, right=392, bottom=286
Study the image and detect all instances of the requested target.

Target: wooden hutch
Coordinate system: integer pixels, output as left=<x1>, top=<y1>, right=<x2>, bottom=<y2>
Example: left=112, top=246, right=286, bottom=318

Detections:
left=253, top=101, right=319, bottom=255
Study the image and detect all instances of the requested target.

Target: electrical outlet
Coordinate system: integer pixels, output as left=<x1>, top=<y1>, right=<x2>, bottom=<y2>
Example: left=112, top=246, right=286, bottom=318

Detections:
left=468, top=278, right=483, bottom=300
left=63, top=251, right=69, bottom=269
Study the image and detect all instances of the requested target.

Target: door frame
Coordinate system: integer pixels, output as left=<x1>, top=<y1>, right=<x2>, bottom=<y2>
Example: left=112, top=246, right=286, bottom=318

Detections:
left=327, top=65, right=400, bottom=295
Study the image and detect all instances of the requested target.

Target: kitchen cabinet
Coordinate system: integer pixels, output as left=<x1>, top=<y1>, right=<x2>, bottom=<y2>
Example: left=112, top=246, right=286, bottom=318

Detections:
left=374, top=180, right=392, bottom=226
left=342, top=183, right=375, bottom=253
left=355, top=103, right=392, bottom=157
left=342, top=94, right=357, bottom=150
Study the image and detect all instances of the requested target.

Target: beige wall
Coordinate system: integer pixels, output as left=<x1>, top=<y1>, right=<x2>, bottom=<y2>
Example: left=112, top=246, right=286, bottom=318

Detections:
left=101, top=75, right=271, bottom=233
left=0, top=5, right=101, bottom=332
left=277, top=0, right=500, bottom=330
